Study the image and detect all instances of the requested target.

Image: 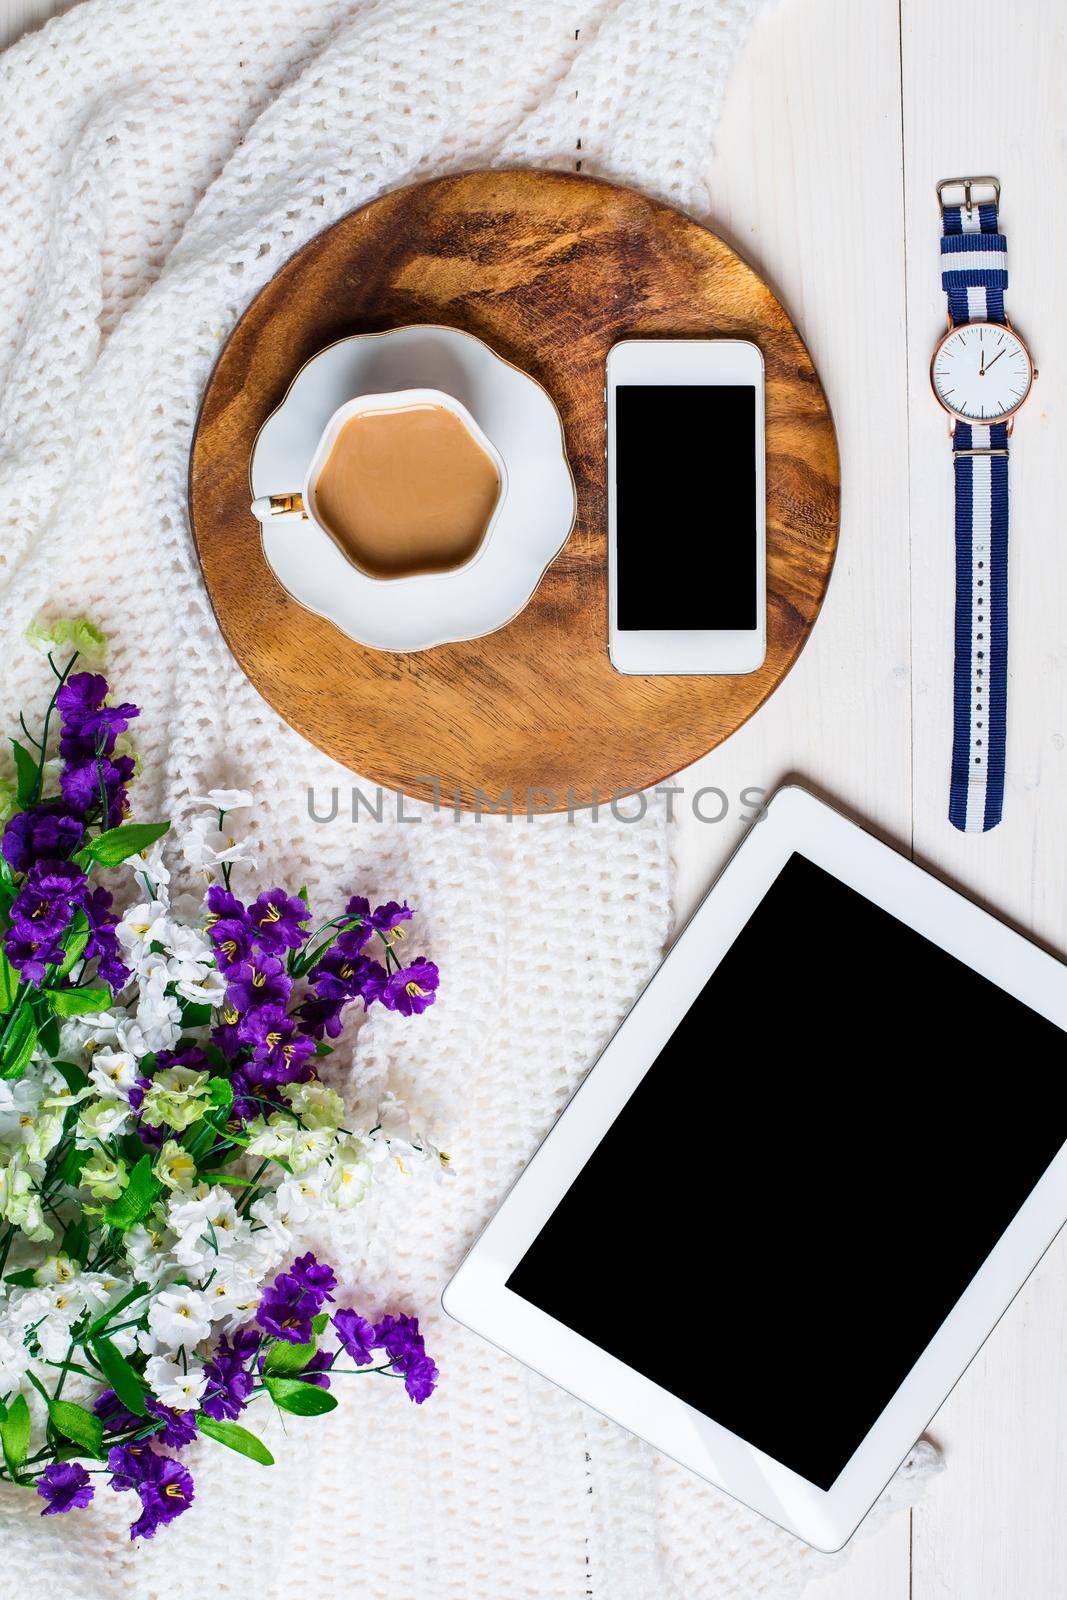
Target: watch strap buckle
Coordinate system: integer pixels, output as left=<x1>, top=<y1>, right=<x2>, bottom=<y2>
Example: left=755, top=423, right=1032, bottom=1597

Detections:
left=937, top=175, right=1001, bottom=218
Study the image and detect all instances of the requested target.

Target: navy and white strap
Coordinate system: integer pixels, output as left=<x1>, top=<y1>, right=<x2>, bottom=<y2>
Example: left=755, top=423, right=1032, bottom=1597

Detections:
left=941, top=191, right=1009, bottom=833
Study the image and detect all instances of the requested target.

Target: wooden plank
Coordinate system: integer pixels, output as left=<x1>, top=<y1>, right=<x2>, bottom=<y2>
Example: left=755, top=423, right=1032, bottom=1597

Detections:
left=677, top=0, right=913, bottom=928
left=902, top=3, right=1067, bottom=1597
left=684, top=0, right=921, bottom=1574
left=681, top=1, right=914, bottom=1588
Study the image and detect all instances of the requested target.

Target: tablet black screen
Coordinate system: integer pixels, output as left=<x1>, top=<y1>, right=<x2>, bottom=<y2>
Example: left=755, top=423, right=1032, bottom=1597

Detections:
left=506, top=852, right=1067, bottom=1490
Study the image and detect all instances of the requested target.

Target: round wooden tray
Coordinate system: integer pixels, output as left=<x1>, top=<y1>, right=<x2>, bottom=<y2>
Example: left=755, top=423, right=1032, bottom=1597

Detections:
left=190, top=169, right=839, bottom=809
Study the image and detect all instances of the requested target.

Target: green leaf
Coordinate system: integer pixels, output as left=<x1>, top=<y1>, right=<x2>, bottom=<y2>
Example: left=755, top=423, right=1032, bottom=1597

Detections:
left=263, top=1376, right=338, bottom=1416
left=180, top=999, right=212, bottom=1029
left=77, top=820, right=170, bottom=868
left=91, top=1335, right=147, bottom=1416
left=312, top=1313, right=329, bottom=1336
left=56, top=1143, right=89, bottom=1187
left=196, top=1415, right=275, bottom=1465
left=102, top=1154, right=161, bottom=1232
left=206, top=1076, right=234, bottom=1116
left=52, top=1058, right=90, bottom=1095
left=56, top=909, right=90, bottom=980
left=41, top=984, right=112, bottom=1017
left=0, top=948, right=19, bottom=1012
left=0, top=1392, right=31, bottom=1477
left=45, top=1397, right=104, bottom=1458
left=3, top=1268, right=36, bottom=1288
left=262, top=1335, right=317, bottom=1376
left=61, top=1215, right=89, bottom=1265
left=37, top=1015, right=60, bottom=1057
left=11, top=740, right=38, bottom=807
left=85, top=1281, right=150, bottom=1339
left=0, top=1005, right=36, bottom=1079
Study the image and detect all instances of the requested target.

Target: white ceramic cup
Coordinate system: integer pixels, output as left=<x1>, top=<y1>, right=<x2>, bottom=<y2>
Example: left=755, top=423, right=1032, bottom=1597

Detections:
left=249, top=386, right=509, bottom=580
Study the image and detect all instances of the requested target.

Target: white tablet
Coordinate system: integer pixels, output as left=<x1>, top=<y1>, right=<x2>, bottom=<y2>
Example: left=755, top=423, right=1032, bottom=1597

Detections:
left=443, top=785, right=1067, bottom=1551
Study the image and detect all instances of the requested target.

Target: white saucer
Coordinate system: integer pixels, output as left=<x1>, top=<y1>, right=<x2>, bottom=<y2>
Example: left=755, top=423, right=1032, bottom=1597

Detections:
left=249, top=325, right=577, bottom=652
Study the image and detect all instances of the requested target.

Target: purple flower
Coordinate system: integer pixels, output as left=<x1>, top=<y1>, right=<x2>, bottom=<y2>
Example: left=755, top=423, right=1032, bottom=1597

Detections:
left=146, top=1399, right=198, bottom=1449
left=248, top=888, right=310, bottom=954
left=338, top=895, right=373, bottom=953
left=225, top=950, right=292, bottom=1016
left=109, top=1443, right=195, bottom=1539
left=238, top=1003, right=316, bottom=1082
left=311, top=947, right=379, bottom=1003
left=332, top=1307, right=376, bottom=1365
left=84, top=885, right=130, bottom=991
left=4, top=856, right=88, bottom=981
left=2, top=803, right=84, bottom=873
left=373, top=1312, right=439, bottom=1404
left=201, top=1327, right=260, bottom=1420
left=94, top=1386, right=139, bottom=1432
left=59, top=747, right=136, bottom=826
left=369, top=900, right=414, bottom=936
left=128, top=1456, right=195, bottom=1540
left=289, top=1251, right=337, bottom=1302
left=379, top=958, right=440, bottom=1017
left=36, top=1461, right=94, bottom=1515
left=156, top=1045, right=210, bottom=1073
left=57, top=672, right=138, bottom=760
left=3, top=928, right=65, bottom=986
left=206, top=886, right=253, bottom=971
left=206, top=885, right=246, bottom=922
left=295, top=993, right=347, bottom=1042
left=94, top=1387, right=196, bottom=1449
left=107, top=1441, right=158, bottom=1491
left=228, top=1065, right=283, bottom=1124
left=257, top=1254, right=335, bottom=1343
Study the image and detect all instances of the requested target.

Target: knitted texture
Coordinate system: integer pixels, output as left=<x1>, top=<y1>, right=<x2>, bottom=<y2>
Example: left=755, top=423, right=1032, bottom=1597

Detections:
left=0, top=1, right=938, bottom=1594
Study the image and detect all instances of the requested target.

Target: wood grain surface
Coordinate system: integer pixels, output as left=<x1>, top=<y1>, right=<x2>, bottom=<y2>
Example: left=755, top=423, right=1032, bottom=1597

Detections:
left=189, top=167, right=839, bottom=809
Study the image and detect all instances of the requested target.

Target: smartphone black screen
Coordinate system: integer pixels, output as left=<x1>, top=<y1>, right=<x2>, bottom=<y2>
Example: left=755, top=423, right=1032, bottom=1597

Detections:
left=614, top=384, right=757, bottom=631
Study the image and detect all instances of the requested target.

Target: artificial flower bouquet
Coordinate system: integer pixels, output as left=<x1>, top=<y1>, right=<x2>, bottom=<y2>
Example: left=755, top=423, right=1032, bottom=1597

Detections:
left=0, top=622, right=442, bottom=1538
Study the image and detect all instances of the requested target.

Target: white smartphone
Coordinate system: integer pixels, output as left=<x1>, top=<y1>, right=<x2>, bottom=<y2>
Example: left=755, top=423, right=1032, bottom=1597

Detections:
left=606, top=338, right=766, bottom=675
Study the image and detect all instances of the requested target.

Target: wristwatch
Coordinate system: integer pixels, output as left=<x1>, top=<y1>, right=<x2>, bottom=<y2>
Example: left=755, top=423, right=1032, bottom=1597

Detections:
left=930, top=177, right=1036, bottom=834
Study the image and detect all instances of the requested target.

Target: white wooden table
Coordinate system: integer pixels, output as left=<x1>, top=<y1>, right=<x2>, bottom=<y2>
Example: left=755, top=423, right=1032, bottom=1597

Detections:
left=2, top=1, right=1064, bottom=1595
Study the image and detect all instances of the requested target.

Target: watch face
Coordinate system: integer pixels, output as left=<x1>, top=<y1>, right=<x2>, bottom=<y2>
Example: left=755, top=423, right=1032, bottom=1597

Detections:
left=931, top=321, right=1033, bottom=423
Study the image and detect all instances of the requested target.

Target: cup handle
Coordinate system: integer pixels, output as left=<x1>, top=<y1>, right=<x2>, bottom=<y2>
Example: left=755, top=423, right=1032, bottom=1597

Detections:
left=250, top=493, right=307, bottom=523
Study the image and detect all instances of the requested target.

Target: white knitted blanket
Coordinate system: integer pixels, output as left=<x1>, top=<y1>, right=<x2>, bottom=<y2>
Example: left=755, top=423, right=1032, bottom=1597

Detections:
left=0, top=1, right=939, bottom=1594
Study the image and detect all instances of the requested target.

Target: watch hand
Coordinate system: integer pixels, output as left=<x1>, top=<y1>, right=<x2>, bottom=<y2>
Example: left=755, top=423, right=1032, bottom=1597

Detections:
left=983, top=349, right=1006, bottom=371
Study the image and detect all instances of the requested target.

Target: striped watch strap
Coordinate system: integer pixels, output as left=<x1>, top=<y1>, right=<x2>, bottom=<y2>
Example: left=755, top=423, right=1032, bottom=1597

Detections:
left=941, top=184, right=1009, bottom=833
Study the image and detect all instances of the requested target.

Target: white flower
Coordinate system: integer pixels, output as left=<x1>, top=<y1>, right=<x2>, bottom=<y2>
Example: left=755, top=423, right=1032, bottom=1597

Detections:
left=168, top=1186, right=241, bottom=1269
left=326, top=1141, right=373, bottom=1210
left=154, top=1140, right=197, bottom=1193
left=16, top=1285, right=84, bottom=1360
left=246, top=1114, right=336, bottom=1174
left=281, top=1079, right=345, bottom=1131
left=269, top=1169, right=327, bottom=1228
left=200, top=1260, right=263, bottom=1328
left=88, top=1047, right=140, bottom=1100
left=124, top=1222, right=178, bottom=1287
left=132, top=984, right=182, bottom=1053
left=116, top=901, right=171, bottom=966
left=181, top=814, right=257, bottom=878
left=0, top=1328, right=31, bottom=1392
left=130, top=841, right=170, bottom=899
left=144, top=1285, right=214, bottom=1353
left=76, top=1097, right=131, bottom=1148
left=0, top=1077, right=44, bottom=1145
left=176, top=966, right=227, bottom=1007
left=191, top=789, right=255, bottom=813
left=144, top=1355, right=208, bottom=1411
